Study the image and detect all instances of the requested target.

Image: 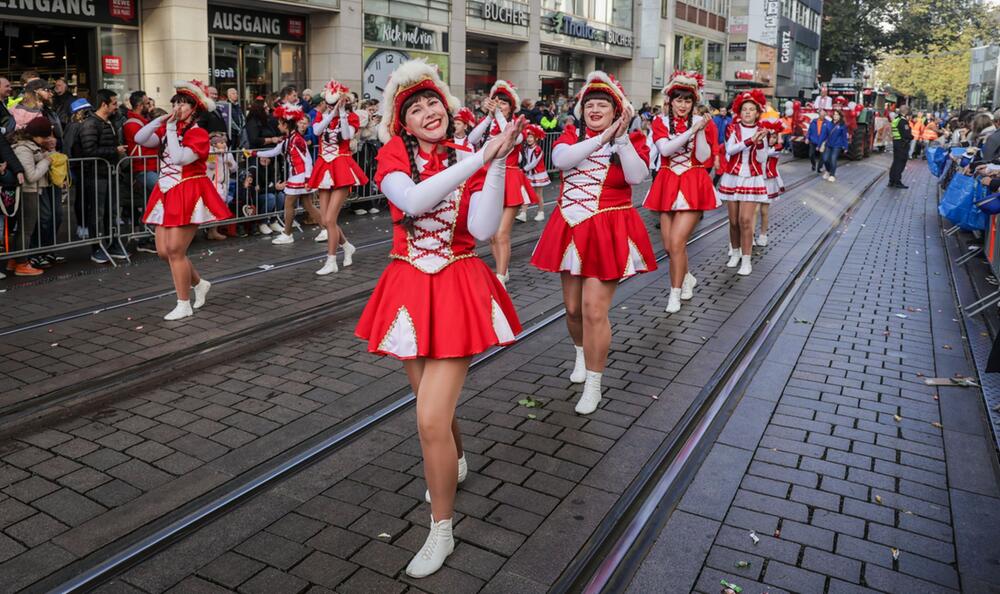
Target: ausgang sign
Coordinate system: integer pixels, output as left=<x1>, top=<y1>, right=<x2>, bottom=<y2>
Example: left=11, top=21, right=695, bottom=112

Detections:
left=482, top=1, right=528, bottom=26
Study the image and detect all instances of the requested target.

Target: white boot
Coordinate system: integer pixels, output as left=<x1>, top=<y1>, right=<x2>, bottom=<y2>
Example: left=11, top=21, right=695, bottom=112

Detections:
left=425, top=455, right=467, bottom=503
left=496, top=271, right=509, bottom=287
left=316, top=255, right=338, bottom=276
left=737, top=255, right=752, bottom=276
left=665, top=288, right=682, bottom=313
left=575, top=370, right=602, bottom=415
left=342, top=241, right=356, bottom=267
left=534, top=208, right=545, bottom=222
left=726, top=248, right=742, bottom=268
left=164, top=300, right=193, bottom=321
left=515, top=209, right=527, bottom=222
left=315, top=229, right=328, bottom=242
left=192, top=279, right=211, bottom=309
left=757, top=234, right=769, bottom=247
left=570, top=345, right=586, bottom=383
left=405, top=516, right=454, bottom=578
left=681, top=272, right=697, bottom=300
left=828, top=175, right=836, bottom=182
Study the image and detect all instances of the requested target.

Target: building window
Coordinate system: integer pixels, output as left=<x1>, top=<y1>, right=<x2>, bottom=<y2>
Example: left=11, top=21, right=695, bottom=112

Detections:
left=653, top=44, right=666, bottom=87
left=706, top=41, right=723, bottom=80
left=366, top=0, right=451, bottom=26
left=674, top=35, right=704, bottom=73
left=793, top=42, right=816, bottom=90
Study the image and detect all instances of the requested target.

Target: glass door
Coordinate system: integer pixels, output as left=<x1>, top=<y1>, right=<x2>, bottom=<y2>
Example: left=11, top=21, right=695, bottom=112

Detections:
left=211, top=39, right=276, bottom=103
left=211, top=38, right=240, bottom=98
left=243, top=43, right=271, bottom=102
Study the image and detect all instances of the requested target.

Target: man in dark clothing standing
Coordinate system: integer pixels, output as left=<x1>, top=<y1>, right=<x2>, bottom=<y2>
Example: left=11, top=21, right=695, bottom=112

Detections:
left=79, top=89, right=127, bottom=262
left=51, top=76, right=77, bottom=126
left=889, top=105, right=912, bottom=189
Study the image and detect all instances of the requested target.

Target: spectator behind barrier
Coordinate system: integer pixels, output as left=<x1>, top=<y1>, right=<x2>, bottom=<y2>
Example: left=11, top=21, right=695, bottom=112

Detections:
left=78, top=88, right=128, bottom=263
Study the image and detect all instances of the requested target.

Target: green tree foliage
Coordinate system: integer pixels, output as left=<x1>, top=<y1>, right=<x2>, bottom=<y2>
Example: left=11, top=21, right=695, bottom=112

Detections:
left=819, top=0, right=984, bottom=80
left=876, top=49, right=971, bottom=106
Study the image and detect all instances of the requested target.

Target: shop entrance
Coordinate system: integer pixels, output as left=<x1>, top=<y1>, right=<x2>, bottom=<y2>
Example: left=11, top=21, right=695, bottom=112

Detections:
left=0, top=22, right=93, bottom=96
left=211, top=39, right=272, bottom=102
left=465, top=41, right=497, bottom=105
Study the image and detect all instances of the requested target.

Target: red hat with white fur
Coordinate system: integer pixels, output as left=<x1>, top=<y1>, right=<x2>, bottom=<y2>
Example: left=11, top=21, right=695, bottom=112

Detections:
left=273, top=101, right=306, bottom=123
left=663, top=70, right=705, bottom=102
left=731, top=89, right=767, bottom=114
left=455, top=107, right=477, bottom=127
left=574, top=71, right=632, bottom=120
left=378, top=58, right=461, bottom=144
left=173, top=79, right=215, bottom=111
left=489, top=80, right=520, bottom=110
left=323, top=80, right=350, bottom=105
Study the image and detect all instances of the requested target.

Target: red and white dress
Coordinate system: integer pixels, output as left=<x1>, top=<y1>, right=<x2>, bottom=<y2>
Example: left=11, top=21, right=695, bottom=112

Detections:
left=258, top=131, right=312, bottom=195
left=471, top=117, right=538, bottom=207
left=522, top=144, right=550, bottom=187
left=718, top=123, right=771, bottom=203
left=355, top=136, right=522, bottom=359
left=643, top=115, right=721, bottom=212
left=764, top=148, right=784, bottom=200
left=308, top=109, right=369, bottom=190
left=531, top=126, right=657, bottom=281
left=141, top=122, right=233, bottom=227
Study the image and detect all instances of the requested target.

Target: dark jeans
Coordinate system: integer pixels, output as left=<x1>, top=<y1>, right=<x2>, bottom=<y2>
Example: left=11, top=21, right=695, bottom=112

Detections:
left=824, top=147, right=842, bottom=177
left=889, top=140, right=909, bottom=185
left=809, top=144, right=824, bottom=172
left=80, top=173, right=111, bottom=244
left=37, top=186, right=63, bottom=247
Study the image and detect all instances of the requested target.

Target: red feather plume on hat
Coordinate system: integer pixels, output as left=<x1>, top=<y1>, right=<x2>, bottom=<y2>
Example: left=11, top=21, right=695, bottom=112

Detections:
left=273, top=102, right=306, bottom=122
left=455, top=107, right=476, bottom=127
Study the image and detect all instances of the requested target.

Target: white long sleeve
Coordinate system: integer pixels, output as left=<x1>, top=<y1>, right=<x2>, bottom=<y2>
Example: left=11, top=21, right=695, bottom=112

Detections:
left=225, top=152, right=237, bottom=173
left=615, top=135, right=649, bottom=185
left=755, top=142, right=770, bottom=164
left=468, top=115, right=493, bottom=145
left=255, top=140, right=286, bottom=159
left=467, top=158, right=507, bottom=241
left=694, top=129, right=712, bottom=162
left=339, top=108, right=355, bottom=140
left=725, top=131, right=754, bottom=156
left=522, top=149, right=542, bottom=172
left=312, top=110, right=335, bottom=136
left=380, top=151, right=488, bottom=217
left=134, top=115, right=167, bottom=148
left=655, top=128, right=696, bottom=157
left=552, top=135, right=604, bottom=170
left=166, top=123, right=198, bottom=166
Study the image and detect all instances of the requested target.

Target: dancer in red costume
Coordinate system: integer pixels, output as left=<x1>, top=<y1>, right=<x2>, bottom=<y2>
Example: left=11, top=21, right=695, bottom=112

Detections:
left=452, top=107, right=477, bottom=155
left=354, top=59, right=524, bottom=578
left=256, top=102, right=323, bottom=246
left=643, top=71, right=721, bottom=314
left=467, top=80, right=538, bottom=285
left=718, top=89, right=770, bottom=277
left=309, top=81, right=368, bottom=275
left=517, top=123, right=549, bottom=223
left=531, top=71, right=655, bottom=415
left=136, top=79, right=233, bottom=321
left=759, top=110, right=786, bottom=246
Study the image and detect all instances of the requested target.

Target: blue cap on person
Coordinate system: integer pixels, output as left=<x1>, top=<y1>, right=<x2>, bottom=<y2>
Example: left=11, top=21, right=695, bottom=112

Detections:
left=70, top=98, right=92, bottom=113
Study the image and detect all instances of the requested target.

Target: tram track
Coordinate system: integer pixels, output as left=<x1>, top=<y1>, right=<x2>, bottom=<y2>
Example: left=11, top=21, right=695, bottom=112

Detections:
left=27, top=164, right=844, bottom=593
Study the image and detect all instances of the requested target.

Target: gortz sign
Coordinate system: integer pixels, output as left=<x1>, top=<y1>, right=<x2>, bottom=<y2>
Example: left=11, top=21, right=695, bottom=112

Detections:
left=779, top=29, right=792, bottom=64
left=482, top=1, right=528, bottom=26
left=551, top=12, right=633, bottom=47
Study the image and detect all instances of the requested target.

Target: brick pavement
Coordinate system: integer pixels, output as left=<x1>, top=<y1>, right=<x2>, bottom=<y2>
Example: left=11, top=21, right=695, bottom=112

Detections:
left=25, top=160, right=892, bottom=593
left=627, top=161, right=1000, bottom=593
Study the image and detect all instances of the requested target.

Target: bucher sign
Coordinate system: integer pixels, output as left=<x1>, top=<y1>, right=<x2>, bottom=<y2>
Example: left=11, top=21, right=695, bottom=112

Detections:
left=0, top=0, right=138, bottom=26
left=209, top=5, right=307, bottom=42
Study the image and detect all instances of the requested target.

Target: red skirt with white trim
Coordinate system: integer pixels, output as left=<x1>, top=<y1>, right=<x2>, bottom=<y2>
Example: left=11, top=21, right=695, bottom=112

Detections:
left=765, top=174, right=785, bottom=200
left=526, top=170, right=551, bottom=187
left=531, top=207, right=657, bottom=281
left=718, top=172, right=772, bottom=204
left=504, top=167, right=540, bottom=207
left=309, top=156, right=369, bottom=191
left=141, top=178, right=233, bottom=228
left=643, top=167, right=721, bottom=212
left=355, top=257, right=522, bottom=360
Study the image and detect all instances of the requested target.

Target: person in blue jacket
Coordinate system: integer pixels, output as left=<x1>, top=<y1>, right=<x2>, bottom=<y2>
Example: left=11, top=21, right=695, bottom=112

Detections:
left=713, top=106, right=732, bottom=145
left=806, top=108, right=830, bottom=173
left=823, top=110, right=850, bottom=182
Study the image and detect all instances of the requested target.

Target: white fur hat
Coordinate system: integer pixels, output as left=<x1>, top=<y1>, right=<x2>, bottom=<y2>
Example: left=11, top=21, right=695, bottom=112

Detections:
left=574, top=71, right=632, bottom=120
left=173, top=79, right=215, bottom=112
left=378, top=59, right=461, bottom=144
left=489, top=80, right=521, bottom=110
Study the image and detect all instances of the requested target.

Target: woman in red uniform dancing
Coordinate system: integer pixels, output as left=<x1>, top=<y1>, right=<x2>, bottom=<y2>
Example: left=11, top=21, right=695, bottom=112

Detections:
left=136, top=79, right=233, bottom=321
left=309, top=81, right=367, bottom=275
left=643, top=71, right=720, bottom=314
left=355, top=59, right=524, bottom=578
left=259, top=102, right=322, bottom=246
left=468, top=80, right=538, bottom=285
left=531, top=71, right=655, bottom=415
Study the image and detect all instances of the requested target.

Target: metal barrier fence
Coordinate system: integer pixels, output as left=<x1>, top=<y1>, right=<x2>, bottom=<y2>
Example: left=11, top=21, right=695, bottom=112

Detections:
left=1, top=131, right=564, bottom=265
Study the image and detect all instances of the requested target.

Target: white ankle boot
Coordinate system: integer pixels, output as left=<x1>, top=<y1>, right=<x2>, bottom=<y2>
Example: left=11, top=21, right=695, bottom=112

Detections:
left=681, top=272, right=697, bottom=300
left=757, top=234, right=769, bottom=247
left=405, top=516, right=454, bottom=578
left=425, top=455, right=467, bottom=503
left=534, top=208, right=545, bottom=222
left=192, top=279, right=211, bottom=309
left=570, top=345, right=586, bottom=383
left=316, top=255, right=338, bottom=275
left=342, top=241, right=356, bottom=267
left=726, top=248, right=742, bottom=268
left=515, top=210, right=528, bottom=222
left=575, top=371, right=602, bottom=415
left=496, top=271, right=509, bottom=287
left=315, top=229, right=328, bottom=242
left=665, top=288, right=682, bottom=313
left=737, top=255, right=752, bottom=276
left=164, top=300, right=193, bottom=321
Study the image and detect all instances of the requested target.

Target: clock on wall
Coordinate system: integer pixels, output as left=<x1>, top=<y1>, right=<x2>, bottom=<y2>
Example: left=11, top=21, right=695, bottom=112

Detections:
left=363, top=49, right=410, bottom=101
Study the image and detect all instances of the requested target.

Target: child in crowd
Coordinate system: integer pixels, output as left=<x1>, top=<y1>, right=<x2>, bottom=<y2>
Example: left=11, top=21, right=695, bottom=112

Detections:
left=206, top=132, right=236, bottom=240
left=518, top=124, right=548, bottom=222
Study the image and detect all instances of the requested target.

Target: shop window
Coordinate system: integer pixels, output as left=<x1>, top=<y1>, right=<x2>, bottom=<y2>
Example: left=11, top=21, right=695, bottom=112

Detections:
left=793, top=42, right=815, bottom=90
left=366, top=0, right=451, bottom=26
left=0, top=23, right=94, bottom=97
left=653, top=44, right=666, bottom=88
left=706, top=42, right=723, bottom=81
left=541, top=52, right=570, bottom=73
left=280, top=44, right=305, bottom=92
left=674, top=35, right=704, bottom=73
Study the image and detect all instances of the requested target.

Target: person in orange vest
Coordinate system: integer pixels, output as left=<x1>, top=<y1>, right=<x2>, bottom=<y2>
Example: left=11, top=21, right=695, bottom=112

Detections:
left=908, top=113, right=925, bottom=158
left=780, top=114, right=793, bottom=153
left=916, top=120, right=938, bottom=160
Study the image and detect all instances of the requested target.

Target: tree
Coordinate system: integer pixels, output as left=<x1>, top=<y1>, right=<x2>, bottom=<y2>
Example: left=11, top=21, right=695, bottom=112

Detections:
left=876, top=50, right=971, bottom=107
left=819, top=0, right=984, bottom=80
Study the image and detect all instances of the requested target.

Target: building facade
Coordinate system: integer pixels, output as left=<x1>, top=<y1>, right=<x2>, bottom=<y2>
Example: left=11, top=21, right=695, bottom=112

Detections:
left=968, top=44, right=999, bottom=110
left=0, top=0, right=825, bottom=110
